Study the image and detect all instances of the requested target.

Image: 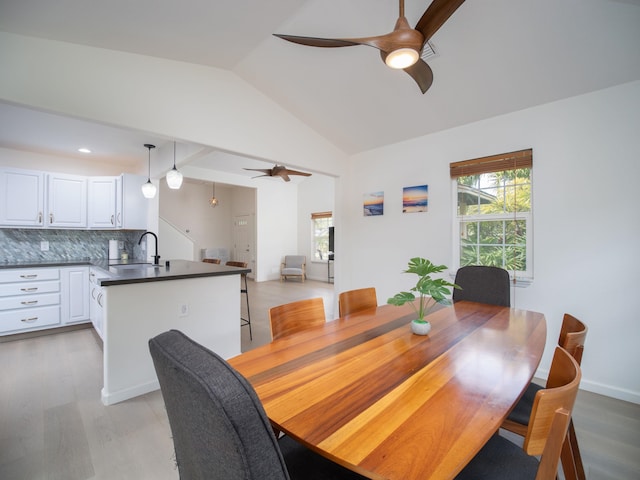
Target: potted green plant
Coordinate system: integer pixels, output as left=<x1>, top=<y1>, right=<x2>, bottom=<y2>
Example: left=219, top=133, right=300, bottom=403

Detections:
left=387, top=257, right=460, bottom=335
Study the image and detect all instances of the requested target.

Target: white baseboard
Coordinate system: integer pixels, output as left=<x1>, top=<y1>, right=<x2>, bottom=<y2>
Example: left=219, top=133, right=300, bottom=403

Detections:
left=535, top=368, right=639, bottom=405
left=101, top=379, right=160, bottom=406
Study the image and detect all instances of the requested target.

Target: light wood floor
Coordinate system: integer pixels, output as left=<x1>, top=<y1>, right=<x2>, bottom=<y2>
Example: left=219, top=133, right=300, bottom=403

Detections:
left=1, top=279, right=638, bottom=479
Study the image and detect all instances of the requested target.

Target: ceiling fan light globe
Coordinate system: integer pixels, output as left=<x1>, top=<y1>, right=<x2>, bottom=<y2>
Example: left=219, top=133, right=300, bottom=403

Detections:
left=141, top=180, right=157, bottom=199
left=385, top=48, right=419, bottom=69
left=166, top=168, right=183, bottom=189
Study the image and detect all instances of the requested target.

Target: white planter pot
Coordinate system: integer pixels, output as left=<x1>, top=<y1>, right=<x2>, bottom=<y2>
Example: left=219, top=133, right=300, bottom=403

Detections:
left=411, top=320, right=431, bottom=335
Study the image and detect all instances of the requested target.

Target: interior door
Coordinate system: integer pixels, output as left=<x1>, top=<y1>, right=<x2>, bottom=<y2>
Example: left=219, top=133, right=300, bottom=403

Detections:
left=233, top=215, right=254, bottom=278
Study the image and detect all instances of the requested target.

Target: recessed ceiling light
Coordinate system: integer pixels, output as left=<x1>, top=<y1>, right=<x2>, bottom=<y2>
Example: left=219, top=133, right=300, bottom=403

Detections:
left=78, top=147, right=91, bottom=153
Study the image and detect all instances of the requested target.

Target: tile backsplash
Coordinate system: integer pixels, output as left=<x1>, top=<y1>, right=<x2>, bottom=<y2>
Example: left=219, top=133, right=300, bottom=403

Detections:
left=0, top=229, right=146, bottom=263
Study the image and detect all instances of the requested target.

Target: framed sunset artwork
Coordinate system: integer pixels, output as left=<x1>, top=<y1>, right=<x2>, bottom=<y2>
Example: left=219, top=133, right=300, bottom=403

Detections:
left=363, top=191, right=384, bottom=216
left=403, top=184, right=428, bottom=213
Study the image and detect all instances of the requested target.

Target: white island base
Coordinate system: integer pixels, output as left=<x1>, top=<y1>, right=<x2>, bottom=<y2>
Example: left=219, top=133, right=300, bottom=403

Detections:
left=101, top=274, right=241, bottom=405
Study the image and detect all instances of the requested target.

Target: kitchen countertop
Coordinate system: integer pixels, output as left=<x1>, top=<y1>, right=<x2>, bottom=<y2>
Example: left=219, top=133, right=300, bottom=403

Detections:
left=0, top=259, right=250, bottom=286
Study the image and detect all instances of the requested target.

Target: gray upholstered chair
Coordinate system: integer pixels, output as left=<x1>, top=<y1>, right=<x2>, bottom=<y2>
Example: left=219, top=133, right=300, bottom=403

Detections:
left=280, top=255, right=306, bottom=282
left=452, top=265, right=511, bottom=307
left=149, top=330, right=366, bottom=480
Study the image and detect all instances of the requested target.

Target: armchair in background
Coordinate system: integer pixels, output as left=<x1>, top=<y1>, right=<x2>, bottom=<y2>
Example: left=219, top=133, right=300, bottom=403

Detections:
left=280, top=255, right=306, bottom=283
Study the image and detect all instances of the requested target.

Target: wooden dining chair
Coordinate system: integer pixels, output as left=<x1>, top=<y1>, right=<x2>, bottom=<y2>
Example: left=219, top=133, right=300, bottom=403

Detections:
left=225, top=260, right=252, bottom=340
left=452, top=265, right=511, bottom=307
left=502, top=314, right=588, bottom=480
left=456, top=346, right=582, bottom=480
left=269, top=297, right=325, bottom=340
left=149, top=330, right=367, bottom=480
left=338, top=287, right=377, bottom=317
left=202, top=258, right=221, bottom=264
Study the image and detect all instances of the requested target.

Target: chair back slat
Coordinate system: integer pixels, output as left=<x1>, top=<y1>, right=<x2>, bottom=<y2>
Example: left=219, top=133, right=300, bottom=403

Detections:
left=558, top=313, right=587, bottom=365
left=338, top=288, right=377, bottom=317
left=269, top=297, right=325, bottom=340
left=525, top=347, right=581, bottom=457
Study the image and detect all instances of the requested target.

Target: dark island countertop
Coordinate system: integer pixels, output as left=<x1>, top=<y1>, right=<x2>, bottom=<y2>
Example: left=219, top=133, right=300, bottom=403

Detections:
left=0, top=259, right=250, bottom=286
left=98, top=260, right=250, bottom=286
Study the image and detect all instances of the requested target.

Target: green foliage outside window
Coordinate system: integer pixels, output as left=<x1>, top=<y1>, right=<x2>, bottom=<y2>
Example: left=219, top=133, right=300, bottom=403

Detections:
left=457, top=169, right=531, bottom=272
left=313, top=217, right=332, bottom=260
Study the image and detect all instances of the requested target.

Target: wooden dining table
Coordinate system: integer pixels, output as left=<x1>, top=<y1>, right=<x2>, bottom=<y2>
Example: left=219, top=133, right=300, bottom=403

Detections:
left=228, top=300, right=546, bottom=479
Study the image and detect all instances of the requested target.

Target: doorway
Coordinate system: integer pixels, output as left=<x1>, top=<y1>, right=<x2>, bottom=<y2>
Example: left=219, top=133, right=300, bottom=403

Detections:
left=233, top=214, right=254, bottom=278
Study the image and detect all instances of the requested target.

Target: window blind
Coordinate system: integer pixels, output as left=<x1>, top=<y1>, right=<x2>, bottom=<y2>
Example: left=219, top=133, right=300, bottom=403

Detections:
left=311, top=211, right=332, bottom=220
left=450, top=149, right=532, bottom=178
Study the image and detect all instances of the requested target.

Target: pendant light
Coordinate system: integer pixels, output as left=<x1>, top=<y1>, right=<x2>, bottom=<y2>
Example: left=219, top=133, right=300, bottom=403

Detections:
left=166, top=141, right=183, bottom=189
left=141, top=144, right=157, bottom=199
left=210, top=182, right=219, bottom=207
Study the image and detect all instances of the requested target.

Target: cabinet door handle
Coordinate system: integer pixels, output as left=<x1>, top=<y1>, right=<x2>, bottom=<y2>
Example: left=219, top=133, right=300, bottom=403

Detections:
left=97, top=292, right=104, bottom=307
left=21, top=317, right=38, bottom=323
left=111, top=215, right=115, bottom=225
left=117, top=212, right=122, bottom=224
left=20, top=274, right=38, bottom=279
left=20, top=287, right=38, bottom=292
left=38, top=212, right=43, bottom=223
left=21, top=300, right=39, bottom=305
left=49, top=213, right=54, bottom=224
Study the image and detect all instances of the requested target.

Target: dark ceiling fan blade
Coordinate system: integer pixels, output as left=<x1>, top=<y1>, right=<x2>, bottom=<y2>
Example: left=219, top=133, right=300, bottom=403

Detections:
left=403, top=59, right=434, bottom=94
left=379, top=51, right=433, bottom=93
left=274, top=34, right=360, bottom=48
left=282, top=169, right=312, bottom=177
left=243, top=168, right=272, bottom=174
left=415, top=0, right=466, bottom=42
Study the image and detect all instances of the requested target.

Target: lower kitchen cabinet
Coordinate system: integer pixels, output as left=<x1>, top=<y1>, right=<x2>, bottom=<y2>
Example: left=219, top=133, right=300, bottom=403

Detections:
left=0, top=266, right=90, bottom=336
left=61, top=266, right=90, bottom=325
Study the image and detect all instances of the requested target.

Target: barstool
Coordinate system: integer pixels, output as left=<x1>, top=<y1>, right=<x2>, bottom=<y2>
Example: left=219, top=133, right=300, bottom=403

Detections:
left=225, top=261, right=252, bottom=340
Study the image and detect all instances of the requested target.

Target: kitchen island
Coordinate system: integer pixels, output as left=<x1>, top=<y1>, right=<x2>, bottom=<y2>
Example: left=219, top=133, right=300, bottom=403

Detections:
left=95, top=260, right=249, bottom=405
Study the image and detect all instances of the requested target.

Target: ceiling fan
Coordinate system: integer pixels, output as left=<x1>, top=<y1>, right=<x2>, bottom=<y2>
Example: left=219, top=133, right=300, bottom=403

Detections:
left=274, top=0, right=465, bottom=94
left=243, top=165, right=312, bottom=182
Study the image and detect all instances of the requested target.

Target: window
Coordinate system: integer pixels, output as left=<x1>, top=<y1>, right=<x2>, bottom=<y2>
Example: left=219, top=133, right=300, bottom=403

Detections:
left=311, top=211, right=333, bottom=261
left=451, top=149, right=533, bottom=282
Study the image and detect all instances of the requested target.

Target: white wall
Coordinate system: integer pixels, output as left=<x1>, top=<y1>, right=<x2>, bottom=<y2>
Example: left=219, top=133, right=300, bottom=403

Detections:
left=336, top=81, right=640, bottom=403
left=297, top=174, right=335, bottom=282
left=0, top=32, right=348, bottom=178
left=0, top=147, right=139, bottom=176
left=159, top=180, right=234, bottom=258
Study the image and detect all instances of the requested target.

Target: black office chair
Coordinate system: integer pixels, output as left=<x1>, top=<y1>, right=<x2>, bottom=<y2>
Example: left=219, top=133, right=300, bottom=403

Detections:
left=149, top=330, right=366, bottom=480
left=452, top=265, right=511, bottom=307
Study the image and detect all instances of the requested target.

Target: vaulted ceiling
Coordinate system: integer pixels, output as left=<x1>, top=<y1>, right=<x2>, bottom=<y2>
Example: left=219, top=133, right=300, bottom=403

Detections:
left=0, top=0, right=639, bottom=173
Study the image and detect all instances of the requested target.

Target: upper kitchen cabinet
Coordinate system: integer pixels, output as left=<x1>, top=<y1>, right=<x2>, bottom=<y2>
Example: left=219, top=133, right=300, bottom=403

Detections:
left=1, top=168, right=146, bottom=230
left=89, top=174, right=148, bottom=230
left=88, top=176, right=118, bottom=228
left=0, top=167, right=45, bottom=226
left=47, top=173, right=88, bottom=228
left=116, top=173, right=148, bottom=230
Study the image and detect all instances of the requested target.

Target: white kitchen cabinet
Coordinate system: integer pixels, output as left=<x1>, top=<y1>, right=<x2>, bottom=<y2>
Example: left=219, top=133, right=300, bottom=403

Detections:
left=89, top=267, right=105, bottom=340
left=0, top=268, right=61, bottom=335
left=61, top=266, right=90, bottom=324
left=0, top=167, right=45, bottom=226
left=116, top=173, right=148, bottom=230
left=47, top=173, right=88, bottom=228
left=88, top=177, right=118, bottom=228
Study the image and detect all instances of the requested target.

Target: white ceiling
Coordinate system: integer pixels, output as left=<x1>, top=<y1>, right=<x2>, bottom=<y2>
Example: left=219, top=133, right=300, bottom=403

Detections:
left=0, top=0, right=639, bottom=175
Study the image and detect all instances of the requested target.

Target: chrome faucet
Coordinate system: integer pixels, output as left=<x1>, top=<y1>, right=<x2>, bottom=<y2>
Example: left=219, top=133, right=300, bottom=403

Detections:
left=138, top=231, right=160, bottom=265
